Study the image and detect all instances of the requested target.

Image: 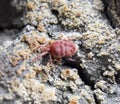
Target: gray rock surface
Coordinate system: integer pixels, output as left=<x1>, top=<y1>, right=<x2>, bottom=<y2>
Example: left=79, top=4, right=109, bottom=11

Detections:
left=0, top=0, right=120, bottom=104
left=102, top=0, right=120, bottom=28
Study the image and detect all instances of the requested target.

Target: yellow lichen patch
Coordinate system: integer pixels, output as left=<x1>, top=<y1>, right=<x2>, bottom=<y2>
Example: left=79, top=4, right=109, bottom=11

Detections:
left=23, top=79, right=46, bottom=93
left=82, top=32, right=100, bottom=48
left=94, top=80, right=106, bottom=89
left=25, top=70, right=36, bottom=79
left=26, top=12, right=34, bottom=19
left=31, top=83, right=45, bottom=92
left=26, top=11, right=43, bottom=22
left=80, top=89, right=94, bottom=104
left=103, top=70, right=116, bottom=80
left=33, top=64, right=53, bottom=82
left=49, top=39, right=55, bottom=44
left=33, top=63, right=53, bottom=74
left=69, top=96, right=79, bottom=104
left=11, top=80, right=20, bottom=93
left=26, top=1, right=35, bottom=10
left=114, top=63, right=120, bottom=71
left=87, top=52, right=94, bottom=59
left=21, top=35, right=40, bottom=52
left=39, top=69, right=49, bottom=82
left=103, top=70, right=116, bottom=82
left=97, top=39, right=105, bottom=45
left=86, top=96, right=94, bottom=104
left=36, top=14, right=43, bottom=21
left=33, top=65, right=42, bottom=74
left=54, top=79, right=66, bottom=88
left=51, top=0, right=66, bottom=12
left=97, top=51, right=109, bottom=56
left=61, top=69, right=71, bottom=79
left=31, top=31, right=47, bottom=44
left=57, top=33, right=65, bottom=39
left=9, top=56, right=21, bottom=67
left=46, top=62, right=54, bottom=71
left=38, top=35, right=48, bottom=44
left=69, top=81, right=77, bottom=91
left=41, top=89, right=57, bottom=102
left=17, top=49, right=31, bottom=60
left=37, top=23, right=46, bottom=32
left=73, top=9, right=82, bottom=17
left=17, top=61, right=26, bottom=75
left=61, top=69, right=79, bottom=80
left=57, top=1, right=84, bottom=29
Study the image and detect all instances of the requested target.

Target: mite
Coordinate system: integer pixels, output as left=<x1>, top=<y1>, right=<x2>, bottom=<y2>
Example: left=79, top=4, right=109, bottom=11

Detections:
left=32, top=40, right=78, bottom=62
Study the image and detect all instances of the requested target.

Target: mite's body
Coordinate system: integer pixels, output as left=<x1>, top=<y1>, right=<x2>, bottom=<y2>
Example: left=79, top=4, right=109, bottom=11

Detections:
left=32, top=40, right=78, bottom=62
left=49, top=40, right=78, bottom=58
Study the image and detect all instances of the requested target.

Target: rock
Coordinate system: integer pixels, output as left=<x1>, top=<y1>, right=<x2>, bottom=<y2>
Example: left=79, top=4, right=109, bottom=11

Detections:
left=102, top=0, right=120, bottom=28
left=0, top=0, right=23, bottom=28
left=0, top=0, right=120, bottom=104
left=0, top=25, right=96, bottom=104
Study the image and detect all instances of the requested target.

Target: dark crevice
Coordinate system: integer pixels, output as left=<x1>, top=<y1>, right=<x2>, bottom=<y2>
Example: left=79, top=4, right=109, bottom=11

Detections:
left=94, top=93, right=100, bottom=104
left=51, top=9, right=61, bottom=25
left=0, top=0, right=24, bottom=31
left=115, top=71, right=120, bottom=84
left=101, top=0, right=120, bottom=28
left=101, top=0, right=115, bottom=28
left=0, top=25, right=26, bottom=32
left=51, top=9, right=59, bottom=16
left=78, top=44, right=91, bottom=54
left=63, top=58, right=95, bottom=89
left=0, top=27, right=4, bottom=31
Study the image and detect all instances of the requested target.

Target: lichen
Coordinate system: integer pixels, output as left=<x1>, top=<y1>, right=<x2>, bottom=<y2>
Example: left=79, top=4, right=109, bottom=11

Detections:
left=61, top=69, right=79, bottom=80
left=21, top=35, right=40, bottom=52
left=17, top=49, right=31, bottom=60
left=69, top=96, right=79, bottom=104
left=9, top=55, right=21, bottom=67
left=37, top=23, right=46, bottom=32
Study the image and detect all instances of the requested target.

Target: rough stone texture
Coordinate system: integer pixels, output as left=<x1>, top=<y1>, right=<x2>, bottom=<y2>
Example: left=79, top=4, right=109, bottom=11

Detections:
left=0, top=29, right=18, bottom=51
left=0, top=0, right=120, bottom=104
left=0, top=25, right=96, bottom=104
left=102, top=0, right=120, bottom=28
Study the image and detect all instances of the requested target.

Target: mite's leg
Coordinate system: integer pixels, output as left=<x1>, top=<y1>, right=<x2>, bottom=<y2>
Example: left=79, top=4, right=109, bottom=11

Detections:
left=37, top=44, right=50, bottom=52
left=49, top=54, right=53, bottom=64
left=32, top=51, right=48, bottom=63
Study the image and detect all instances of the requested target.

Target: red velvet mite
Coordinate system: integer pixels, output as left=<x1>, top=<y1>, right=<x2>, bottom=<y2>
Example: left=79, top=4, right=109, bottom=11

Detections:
left=32, top=40, right=78, bottom=62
